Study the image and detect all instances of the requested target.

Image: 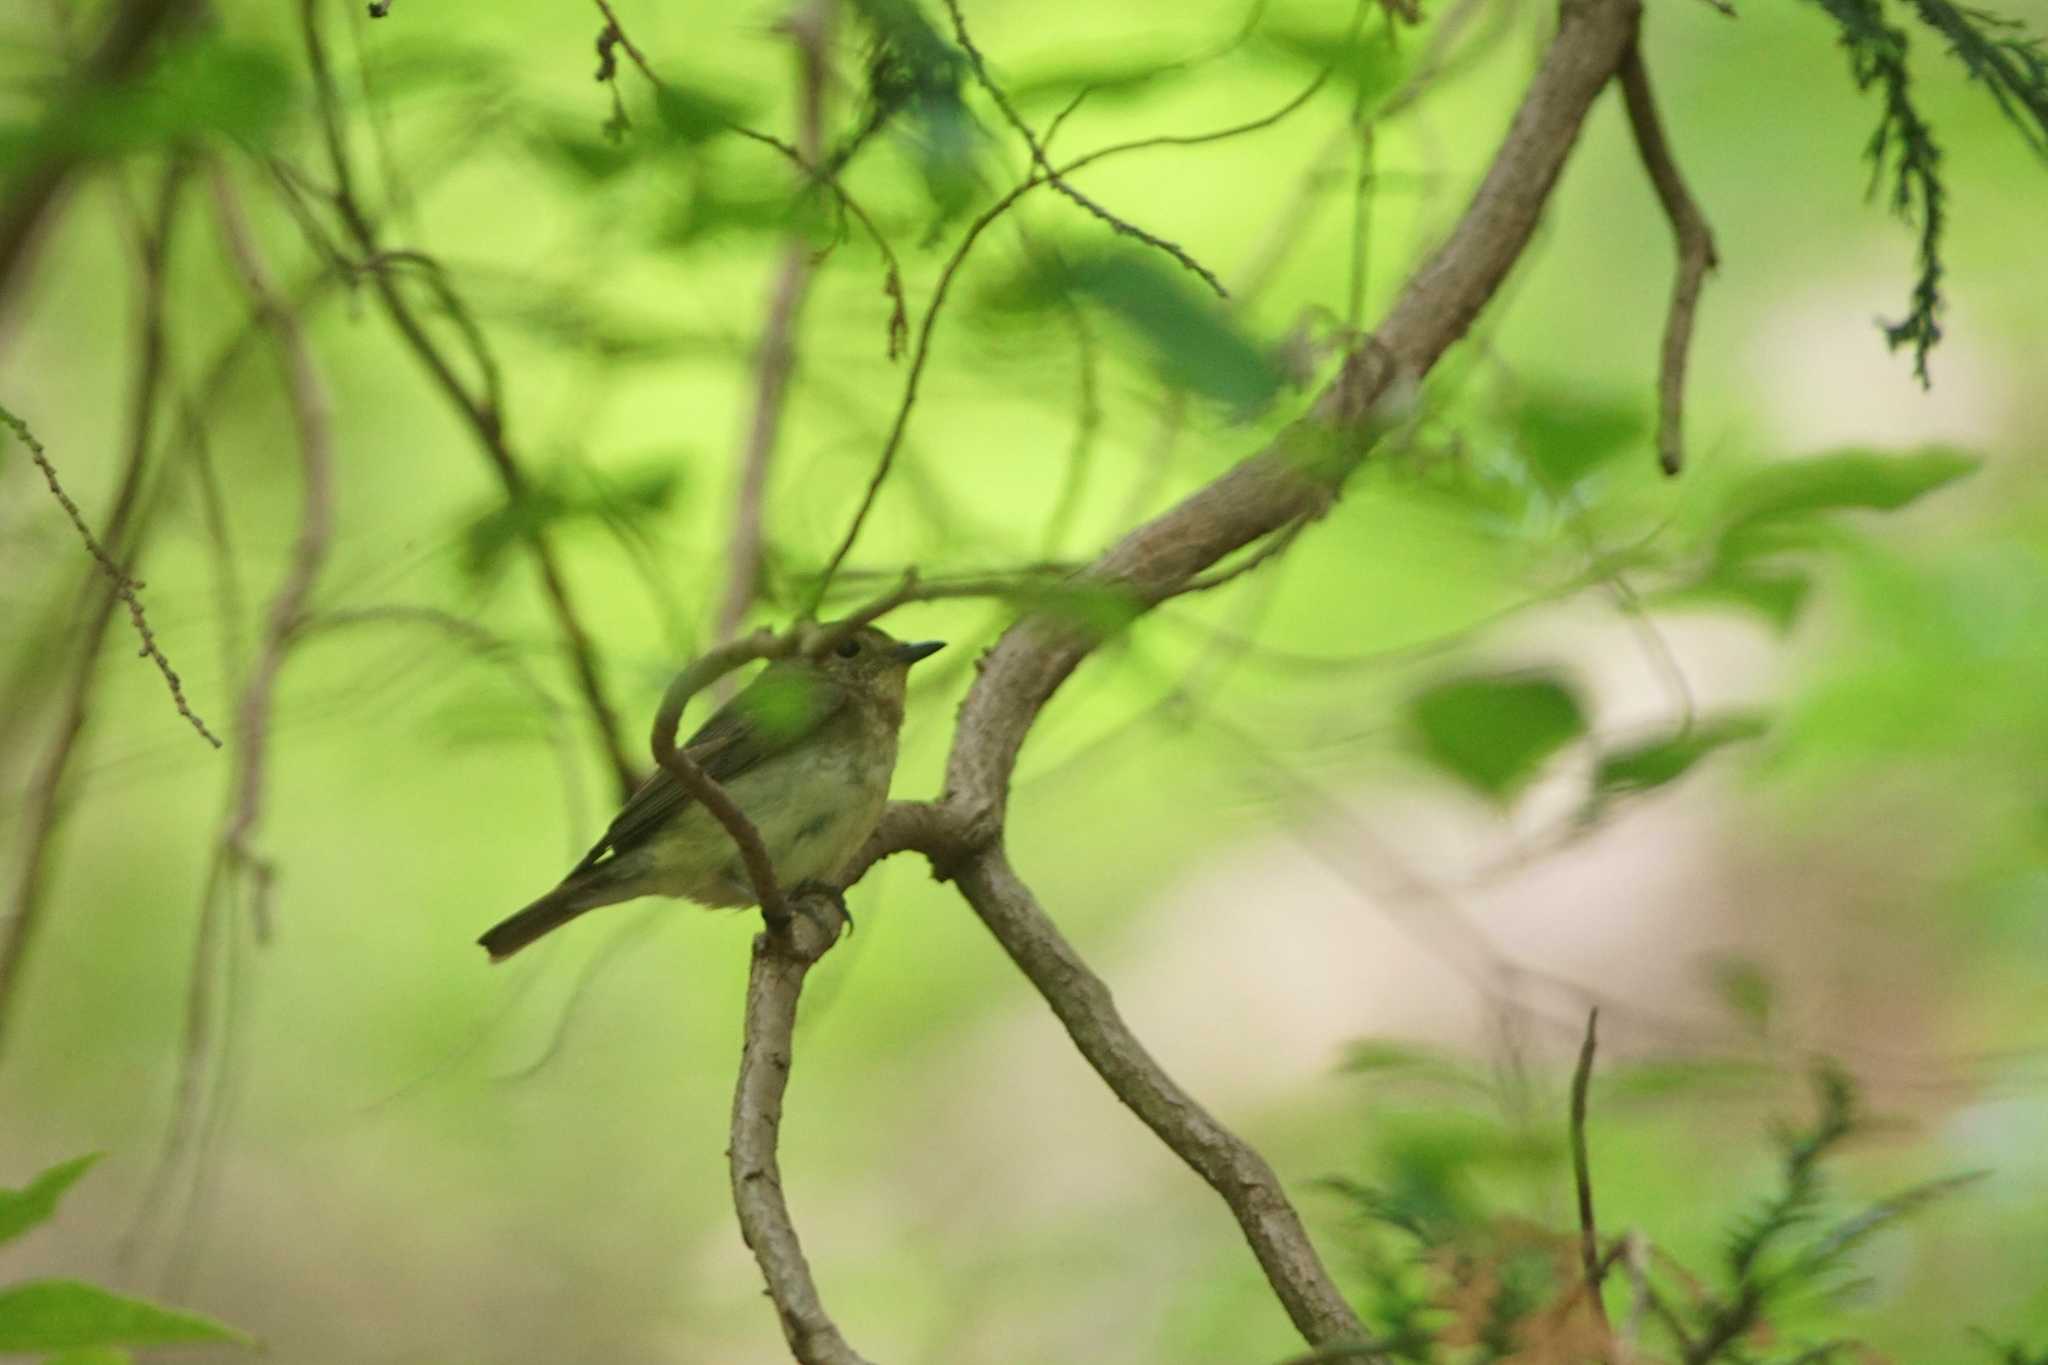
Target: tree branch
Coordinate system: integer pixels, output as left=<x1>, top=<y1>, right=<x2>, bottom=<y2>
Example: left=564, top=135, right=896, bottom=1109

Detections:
left=1617, top=39, right=1718, bottom=475
left=1571, top=1007, right=1612, bottom=1343
left=952, top=847, right=1370, bottom=1346
left=297, top=0, right=636, bottom=800
left=730, top=906, right=872, bottom=1365
left=899, top=0, right=1645, bottom=1349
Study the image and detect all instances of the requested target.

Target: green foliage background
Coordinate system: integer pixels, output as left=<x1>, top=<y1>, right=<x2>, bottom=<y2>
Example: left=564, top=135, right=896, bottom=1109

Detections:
left=1, top=0, right=2046, bottom=1360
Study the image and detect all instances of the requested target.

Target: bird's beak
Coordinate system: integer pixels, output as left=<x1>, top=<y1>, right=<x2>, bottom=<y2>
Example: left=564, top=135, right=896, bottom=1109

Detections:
left=891, top=640, right=945, bottom=665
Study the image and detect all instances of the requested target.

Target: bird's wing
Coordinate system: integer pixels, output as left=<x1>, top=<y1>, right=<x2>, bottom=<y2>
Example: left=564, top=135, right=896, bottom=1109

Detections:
left=567, top=663, right=848, bottom=875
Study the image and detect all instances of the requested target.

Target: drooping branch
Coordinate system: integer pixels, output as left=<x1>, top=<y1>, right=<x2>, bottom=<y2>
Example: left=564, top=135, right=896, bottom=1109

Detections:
left=0, top=165, right=187, bottom=1058
left=0, top=403, right=220, bottom=747
left=297, top=0, right=636, bottom=800
left=207, top=165, right=336, bottom=933
left=716, top=0, right=836, bottom=644
left=894, top=0, right=1647, bottom=1349
left=1617, top=40, right=1718, bottom=475
left=952, top=848, right=1370, bottom=1345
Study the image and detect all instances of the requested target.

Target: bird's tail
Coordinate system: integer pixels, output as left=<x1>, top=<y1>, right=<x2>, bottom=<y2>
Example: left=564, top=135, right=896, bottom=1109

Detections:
left=478, top=878, right=613, bottom=962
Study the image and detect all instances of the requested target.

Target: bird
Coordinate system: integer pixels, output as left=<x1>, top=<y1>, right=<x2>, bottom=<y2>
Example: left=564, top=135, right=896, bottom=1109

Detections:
left=477, top=624, right=943, bottom=961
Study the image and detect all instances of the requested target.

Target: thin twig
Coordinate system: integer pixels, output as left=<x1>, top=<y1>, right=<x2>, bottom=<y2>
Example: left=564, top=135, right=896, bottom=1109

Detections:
left=942, top=0, right=1230, bottom=298
left=0, top=165, right=187, bottom=1057
left=1571, top=1007, right=1613, bottom=1341
left=716, top=0, right=836, bottom=645
left=646, top=631, right=795, bottom=925
left=803, top=73, right=1329, bottom=615
left=298, top=0, right=635, bottom=799
left=208, top=164, right=336, bottom=937
left=1, top=404, right=221, bottom=747
left=1617, top=39, right=1717, bottom=475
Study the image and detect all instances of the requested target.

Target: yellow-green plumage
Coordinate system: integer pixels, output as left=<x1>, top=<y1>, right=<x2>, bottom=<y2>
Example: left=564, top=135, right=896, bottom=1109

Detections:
left=478, top=626, right=941, bottom=961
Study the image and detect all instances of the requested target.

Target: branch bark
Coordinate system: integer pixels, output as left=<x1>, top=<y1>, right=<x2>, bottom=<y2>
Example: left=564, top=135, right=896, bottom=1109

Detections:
left=896, top=0, right=1646, bottom=1349
left=731, top=906, right=872, bottom=1365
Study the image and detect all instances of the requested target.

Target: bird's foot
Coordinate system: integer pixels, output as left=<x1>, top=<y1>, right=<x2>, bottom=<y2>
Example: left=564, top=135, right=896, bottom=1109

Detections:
left=788, top=879, right=853, bottom=939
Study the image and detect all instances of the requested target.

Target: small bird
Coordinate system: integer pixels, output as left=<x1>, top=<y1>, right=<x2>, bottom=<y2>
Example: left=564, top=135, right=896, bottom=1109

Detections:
left=478, top=625, right=943, bottom=961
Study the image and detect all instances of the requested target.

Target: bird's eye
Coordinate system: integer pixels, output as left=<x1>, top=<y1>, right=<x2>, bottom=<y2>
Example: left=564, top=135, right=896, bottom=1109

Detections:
left=835, top=637, right=861, bottom=658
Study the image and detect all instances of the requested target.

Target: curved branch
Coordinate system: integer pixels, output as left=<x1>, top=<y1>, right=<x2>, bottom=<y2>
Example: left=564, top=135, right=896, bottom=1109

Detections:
left=1617, top=39, right=1718, bottom=475
left=913, top=0, right=1645, bottom=1349
left=953, top=848, right=1368, bottom=1345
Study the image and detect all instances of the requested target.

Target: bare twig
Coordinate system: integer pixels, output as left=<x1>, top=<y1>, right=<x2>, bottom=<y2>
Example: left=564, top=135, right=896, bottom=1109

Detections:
left=0, top=0, right=195, bottom=315
left=208, top=165, right=336, bottom=936
left=1, top=404, right=221, bottom=747
left=1571, top=1007, right=1612, bottom=1341
left=0, top=166, right=186, bottom=1056
left=298, top=0, right=636, bottom=800
left=804, top=74, right=1329, bottom=615
left=952, top=848, right=1373, bottom=1347
left=716, top=0, right=836, bottom=645
left=942, top=0, right=1230, bottom=297
left=1617, top=40, right=1717, bottom=475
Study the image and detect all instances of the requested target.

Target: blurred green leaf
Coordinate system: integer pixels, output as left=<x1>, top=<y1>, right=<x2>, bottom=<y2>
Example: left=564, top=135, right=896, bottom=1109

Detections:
left=1595, top=712, right=1768, bottom=798
left=1003, top=52, right=1183, bottom=105
left=0, top=1154, right=100, bottom=1248
left=1408, top=671, right=1587, bottom=803
left=660, top=183, right=828, bottom=249
left=0, top=1282, right=248, bottom=1353
left=652, top=83, right=746, bottom=144
left=63, top=37, right=292, bottom=156
left=1723, top=447, right=1980, bottom=528
left=1069, top=254, right=1279, bottom=413
left=1704, top=953, right=1776, bottom=1033
left=1660, top=565, right=1812, bottom=634
left=461, top=463, right=683, bottom=580
left=1514, top=391, right=1647, bottom=489
left=1340, top=1040, right=1492, bottom=1095
left=1258, top=21, right=1407, bottom=107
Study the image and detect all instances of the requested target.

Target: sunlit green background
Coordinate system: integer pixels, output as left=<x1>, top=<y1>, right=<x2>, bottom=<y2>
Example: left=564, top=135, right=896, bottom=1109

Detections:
left=3, top=0, right=2046, bottom=1359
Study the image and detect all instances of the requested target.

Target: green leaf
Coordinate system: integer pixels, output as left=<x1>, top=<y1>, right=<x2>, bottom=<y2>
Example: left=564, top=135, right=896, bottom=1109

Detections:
left=1258, top=22, right=1406, bottom=108
left=65, top=37, right=294, bottom=156
left=0, top=1154, right=101, bottom=1248
left=651, top=82, right=745, bottom=144
left=0, top=1282, right=249, bottom=1353
left=1513, top=391, right=1647, bottom=489
left=1408, top=671, right=1587, bottom=803
left=1065, top=254, right=1279, bottom=414
left=460, top=463, right=683, bottom=580
left=1659, top=565, right=1812, bottom=634
left=1723, top=447, right=1980, bottom=528
left=1594, top=712, right=1768, bottom=798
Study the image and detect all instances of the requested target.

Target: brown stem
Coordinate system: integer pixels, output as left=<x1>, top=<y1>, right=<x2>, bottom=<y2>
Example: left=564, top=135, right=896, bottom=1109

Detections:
left=298, top=0, right=635, bottom=800
left=0, top=164, right=186, bottom=1058
left=208, top=166, right=335, bottom=935
left=716, top=0, right=835, bottom=644
left=1617, top=39, right=1718, bottom=476
left=1571, top=1007, right=1612, bottom=1342
left=730, top=910, right=871, bottom=1365
left=916, top=0, right=1644, bottom=1349
left=953, top=847, right=1370, bottom=1346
